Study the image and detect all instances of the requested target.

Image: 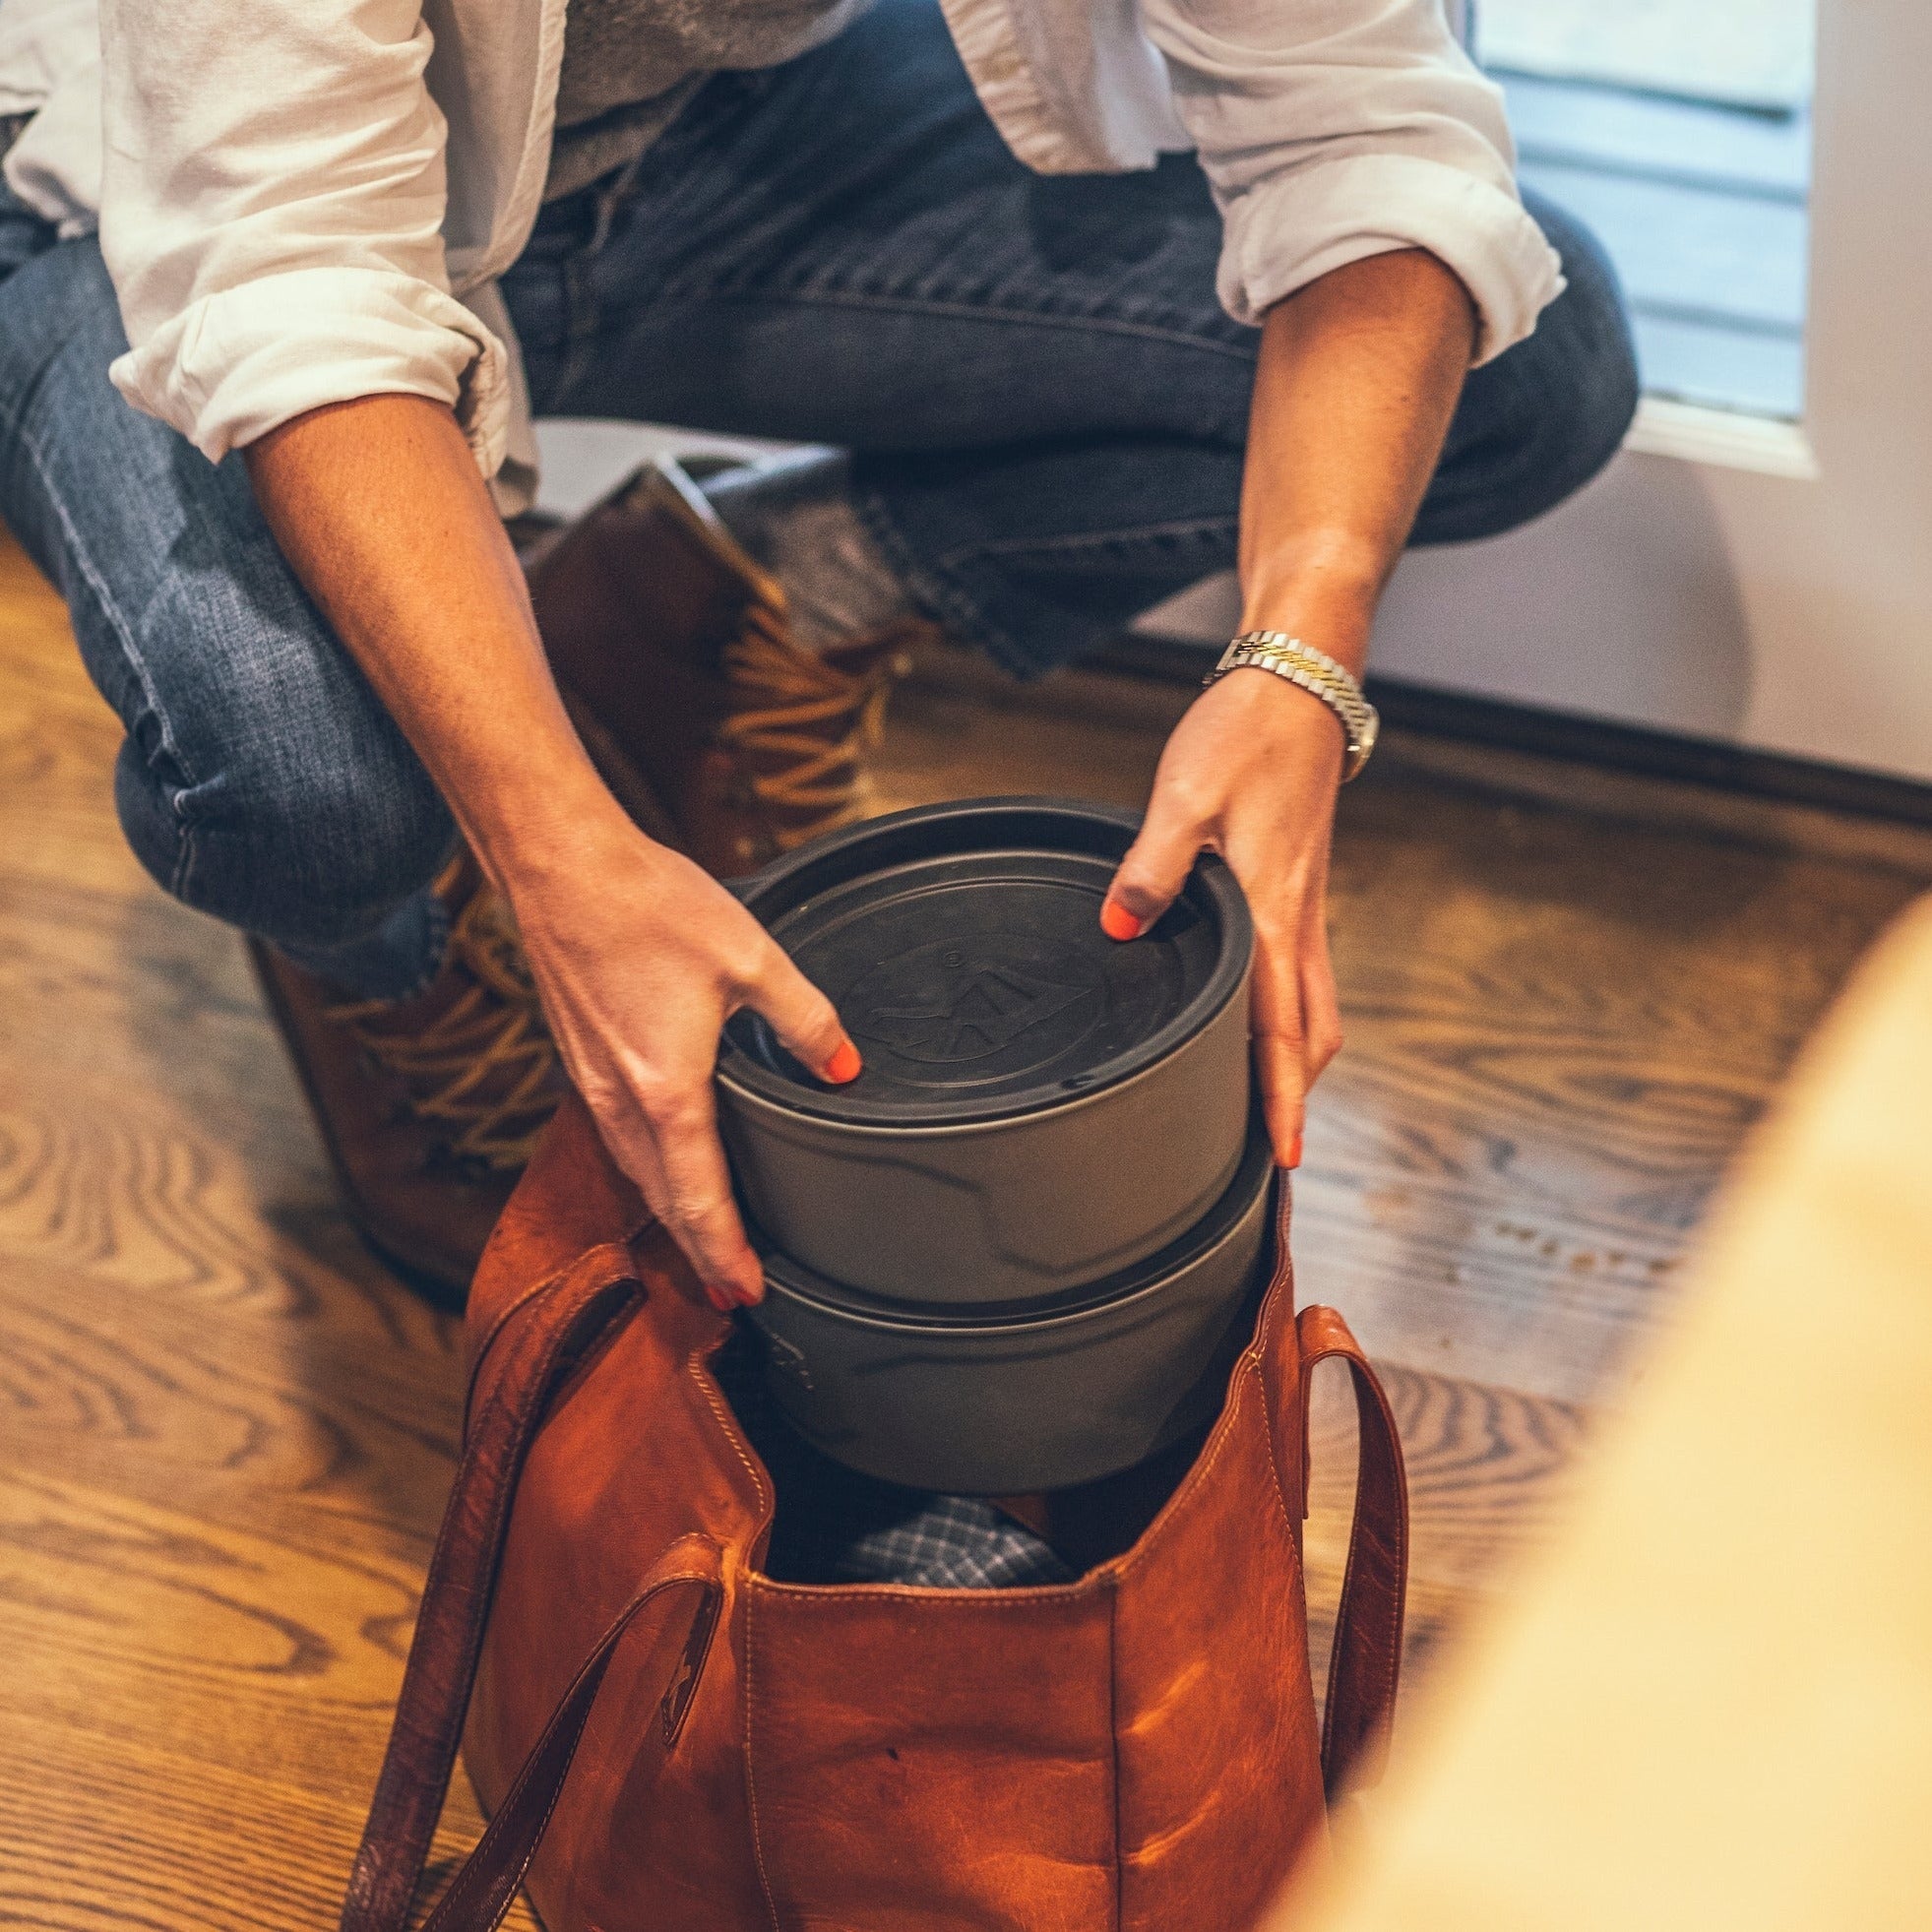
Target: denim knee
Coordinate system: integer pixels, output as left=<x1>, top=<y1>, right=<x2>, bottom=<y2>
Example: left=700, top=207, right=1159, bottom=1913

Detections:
left=110, top=671, right=455, bottom=960
left=1414, top=187, right=1640, bottom=546
left=0, top=221, right=457, bottom=981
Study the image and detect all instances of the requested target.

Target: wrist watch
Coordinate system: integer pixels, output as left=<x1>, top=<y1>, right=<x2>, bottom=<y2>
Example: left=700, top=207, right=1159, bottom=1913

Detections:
left=1203, top=630, right=1380, bottom=781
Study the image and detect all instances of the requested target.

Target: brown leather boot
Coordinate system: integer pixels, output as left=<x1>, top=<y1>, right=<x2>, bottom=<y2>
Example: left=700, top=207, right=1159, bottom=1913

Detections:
left=526, top=456, right=923, bottom=879
left=258, top=462, right=914, bottom=1301
left=250, top=855, right=565, bottom=1305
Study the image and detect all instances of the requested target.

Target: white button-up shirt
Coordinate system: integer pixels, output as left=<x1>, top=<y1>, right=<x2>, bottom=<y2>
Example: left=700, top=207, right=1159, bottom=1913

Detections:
left=0, top=0, right=1562, bottom=508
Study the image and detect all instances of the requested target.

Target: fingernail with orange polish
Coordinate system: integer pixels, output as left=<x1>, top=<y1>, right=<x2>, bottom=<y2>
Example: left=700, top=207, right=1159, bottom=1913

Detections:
left=1100, top=902, right=1143, bottom=942
left=704, top=1282, right=735, bottom=1314
left=1286, top=1135, right=1303, bottom=1170
left=823, top=1040, right=862, bottom=1084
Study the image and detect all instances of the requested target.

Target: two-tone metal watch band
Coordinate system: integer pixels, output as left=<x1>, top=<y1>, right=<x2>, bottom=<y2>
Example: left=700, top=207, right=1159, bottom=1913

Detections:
left=1203, top=630, right=1380, bottom=780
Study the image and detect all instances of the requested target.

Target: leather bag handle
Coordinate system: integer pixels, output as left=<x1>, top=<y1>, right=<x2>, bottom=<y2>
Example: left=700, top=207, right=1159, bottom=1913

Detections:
left=1296, top=1303, right=1410, bottom=1803
left=339, top=1243, right=685, bottom=1932
left=411, top=1542, right=722, bottom=1932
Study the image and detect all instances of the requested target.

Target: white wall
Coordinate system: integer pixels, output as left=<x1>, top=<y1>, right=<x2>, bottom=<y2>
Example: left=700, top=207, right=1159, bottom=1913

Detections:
left=1375, top=0, right=1932, bottom=785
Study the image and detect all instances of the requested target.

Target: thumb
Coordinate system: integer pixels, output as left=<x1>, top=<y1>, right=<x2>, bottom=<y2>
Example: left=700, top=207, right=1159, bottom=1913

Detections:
left=744, top=936, right=863, bottom=1086
left=1102, top=801, right=1204, bottom=942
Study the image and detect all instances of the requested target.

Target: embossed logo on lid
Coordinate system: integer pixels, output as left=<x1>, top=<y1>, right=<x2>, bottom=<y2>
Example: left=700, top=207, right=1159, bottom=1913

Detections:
left=717, top=799, right=1251, bottom=1127
left=847, top=934, right=1102, bottom=1072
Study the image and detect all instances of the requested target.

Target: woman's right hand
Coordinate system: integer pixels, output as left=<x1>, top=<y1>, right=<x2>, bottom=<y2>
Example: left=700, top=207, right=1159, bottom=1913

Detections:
left=240, top=396, right=855, bottom=1306
left=503, top=795, right=860, bottom=1311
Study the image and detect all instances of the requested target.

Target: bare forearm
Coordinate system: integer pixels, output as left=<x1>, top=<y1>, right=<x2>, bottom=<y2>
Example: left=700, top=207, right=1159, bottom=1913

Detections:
left=1239, top=249, right=1477, bottom=671
left=242, top=395, right=610, bottom=879
left=242, top=394, right=854, bottom=1304
left=1105, top=250, right=1477, bottom=1165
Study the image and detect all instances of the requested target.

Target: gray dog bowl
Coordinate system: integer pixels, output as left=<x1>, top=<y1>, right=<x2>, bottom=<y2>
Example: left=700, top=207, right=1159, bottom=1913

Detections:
left=744, top=1113, right=1277, bottom=1494
left=717, top=797, right=1253, bottom=1304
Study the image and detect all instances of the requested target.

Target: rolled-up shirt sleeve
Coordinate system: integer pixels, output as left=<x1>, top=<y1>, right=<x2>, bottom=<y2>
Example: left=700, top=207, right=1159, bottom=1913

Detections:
left=97, top=0, right=509, bottom=470
left=1141, top=0, right=1564, bottom=362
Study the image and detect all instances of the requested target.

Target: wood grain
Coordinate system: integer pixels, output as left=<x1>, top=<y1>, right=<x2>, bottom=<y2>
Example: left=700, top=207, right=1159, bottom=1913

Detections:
left=0, top=531, right=531, bottom=1927
left=4, top=524, right=1929, bottom=1926
left=1300, top=1361, right=1592, bottom=1691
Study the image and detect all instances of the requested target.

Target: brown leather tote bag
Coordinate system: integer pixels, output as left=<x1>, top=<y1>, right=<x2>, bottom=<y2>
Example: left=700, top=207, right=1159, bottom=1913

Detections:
left=337, top=1098, right=1407, bottom=1932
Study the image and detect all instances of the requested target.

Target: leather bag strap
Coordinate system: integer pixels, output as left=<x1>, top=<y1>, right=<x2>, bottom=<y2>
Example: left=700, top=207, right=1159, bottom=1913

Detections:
left=413, top=1544, right=723, bottom=1932
left=1296, top=1303, right=1410, bottom=1803
left=340, top=1243, right=657, bottom=1932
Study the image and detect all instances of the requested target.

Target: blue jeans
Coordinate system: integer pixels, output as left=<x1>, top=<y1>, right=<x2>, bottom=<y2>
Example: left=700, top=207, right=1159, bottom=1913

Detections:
left=0, top=0, right=1636, bottom=995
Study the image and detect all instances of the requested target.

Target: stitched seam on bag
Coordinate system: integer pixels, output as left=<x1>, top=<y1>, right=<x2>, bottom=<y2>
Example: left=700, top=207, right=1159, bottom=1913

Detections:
left=1306, top=1350, right=1402, bottom=1780
left=752, top=1584, right=1101, bottom=1609
left=447, top=1296, right=562, bottom=1603
left=1115, top=1383, right=1248, bottom=1589
left=475, top=1242, right=618, bottom=1370
left=741, top=1587, right=784, bottom=1932
left=1108, top=1582, right=1124, bottom=1932
left=463, top=1571, right=716, bottom=1928
left=1111, top=1278, right=1285, bottom=1586
left=1251, top=1188, right=1302, bottom=1523
left=465, top=1244, right=628, bottom=1433
left=403, top=1293, right=586, bottom=1919
left=1259, top=1352, right=1301, bottom=1554
left=685, top=1353, right=773, bottom=1522
left=1107, top=1179, right=1300, bottom=1583
left=467, top=1200, right=650, bottom=1373
left=497, top=1699, right=584, bottom=1916
left=1247, top=1184, right=1296, bottom=1376
left=1356, top=1375, right=1404, bottom=1763
left=465, top=1269, right=566, bottom=1430
left=1319, top=1367, right=1366, bottom=1775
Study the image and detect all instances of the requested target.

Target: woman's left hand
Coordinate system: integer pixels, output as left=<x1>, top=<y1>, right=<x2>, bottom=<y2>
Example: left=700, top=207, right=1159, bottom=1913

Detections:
left=1100, top=666, right=1349, bottom=1170
left=1095, top=248, right=1476, bottom=1169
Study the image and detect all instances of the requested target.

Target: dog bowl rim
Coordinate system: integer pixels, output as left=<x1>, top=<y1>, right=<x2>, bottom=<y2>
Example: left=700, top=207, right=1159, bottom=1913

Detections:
left=716, top=795, right=1254, bottom=1131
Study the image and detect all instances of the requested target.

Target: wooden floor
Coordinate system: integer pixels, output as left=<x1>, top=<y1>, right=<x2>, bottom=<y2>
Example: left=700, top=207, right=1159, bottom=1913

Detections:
left=5, top=528, right=1929, bottom=1927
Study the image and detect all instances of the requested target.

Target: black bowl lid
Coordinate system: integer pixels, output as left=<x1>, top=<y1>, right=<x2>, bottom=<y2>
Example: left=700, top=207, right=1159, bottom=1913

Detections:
left=718, top=798, right=1252, bottom=1128
left=754, top=1107, right=1277, bottom=1330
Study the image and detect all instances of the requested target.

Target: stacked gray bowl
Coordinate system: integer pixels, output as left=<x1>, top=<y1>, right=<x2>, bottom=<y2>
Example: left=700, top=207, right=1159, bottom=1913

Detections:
left=717, top=797, right=1273, bottom=1495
